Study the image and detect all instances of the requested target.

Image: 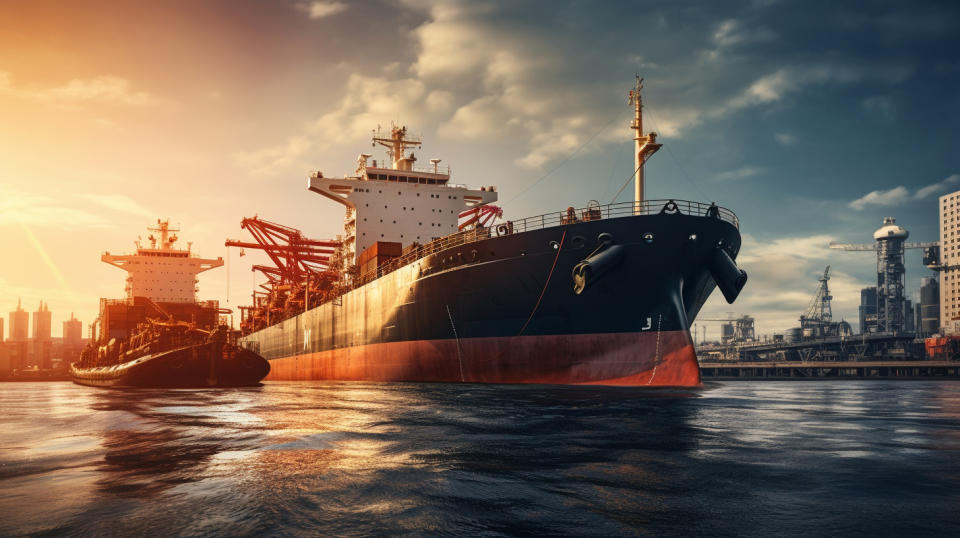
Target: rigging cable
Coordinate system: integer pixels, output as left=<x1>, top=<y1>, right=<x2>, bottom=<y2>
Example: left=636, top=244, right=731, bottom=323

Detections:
left=517, top=229, right=567, bottom=336
left=502, top=110, right=625, bottom=207
left=642, top=96, right=713, bottom=201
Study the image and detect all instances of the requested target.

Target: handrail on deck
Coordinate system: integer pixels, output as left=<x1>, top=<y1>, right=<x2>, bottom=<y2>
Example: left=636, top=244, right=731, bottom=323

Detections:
left=353, top=199, right=737, bottom=287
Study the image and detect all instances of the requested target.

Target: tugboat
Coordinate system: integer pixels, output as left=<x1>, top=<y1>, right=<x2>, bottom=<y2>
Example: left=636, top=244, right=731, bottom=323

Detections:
left=70, top=219, right=270, bottom=388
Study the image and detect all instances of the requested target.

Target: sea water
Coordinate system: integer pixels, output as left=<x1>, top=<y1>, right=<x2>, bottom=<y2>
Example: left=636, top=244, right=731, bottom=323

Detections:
left=1, top=380, right=958, bottom=536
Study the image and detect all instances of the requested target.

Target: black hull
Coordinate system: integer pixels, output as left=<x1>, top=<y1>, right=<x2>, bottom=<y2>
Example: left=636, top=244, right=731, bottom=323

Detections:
left=70, top=343, right=270, bottom=388
left=241, top=209, right=743, bottom=386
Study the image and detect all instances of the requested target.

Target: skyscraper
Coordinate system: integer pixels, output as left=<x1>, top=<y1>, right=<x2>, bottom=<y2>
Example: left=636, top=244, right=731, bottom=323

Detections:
left=9, top=298, right=28, bottom=341
left=62, top=313, right=84, bottom=367
left=940, top=190, right=960, bottom=334
left=32, top=301, right=52, bottom=369
left=8, top=299, right=29, bottom=370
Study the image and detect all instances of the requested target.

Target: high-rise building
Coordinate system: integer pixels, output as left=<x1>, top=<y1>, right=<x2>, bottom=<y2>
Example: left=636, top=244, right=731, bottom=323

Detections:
left=32, top=301, right=52, bottom=369
left=0, top=317, right=4, bottom=342
left=63, top=313, right=82, bottom=347
left=920, top=277, right=940, bottom=336
left=859, top=287, right=878, bottom=334
left=8, top=299, right=29, bottom=370
left=904, top=299, right=915, bottom=333
left=939, top=190, right=960, bottom=333
left=9, top=298, right=28, bottom=341
left=62, top=313, right=84, bottom=366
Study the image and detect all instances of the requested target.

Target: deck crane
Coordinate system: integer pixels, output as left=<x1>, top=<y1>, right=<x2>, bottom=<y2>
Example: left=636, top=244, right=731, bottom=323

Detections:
left=225, top=217, right=341, bottom=332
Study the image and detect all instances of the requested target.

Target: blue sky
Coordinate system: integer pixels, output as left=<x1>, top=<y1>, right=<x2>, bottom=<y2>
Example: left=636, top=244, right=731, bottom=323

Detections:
left=1, top=0, right=958, bottom=336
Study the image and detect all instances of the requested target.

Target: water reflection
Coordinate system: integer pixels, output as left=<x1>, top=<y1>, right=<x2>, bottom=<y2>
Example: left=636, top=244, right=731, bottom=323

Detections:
left=1, top=381, right=959, bottom=536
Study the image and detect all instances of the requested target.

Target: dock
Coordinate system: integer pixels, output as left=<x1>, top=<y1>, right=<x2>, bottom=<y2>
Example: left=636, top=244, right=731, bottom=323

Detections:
left=699, top=359, right=960, bottom=379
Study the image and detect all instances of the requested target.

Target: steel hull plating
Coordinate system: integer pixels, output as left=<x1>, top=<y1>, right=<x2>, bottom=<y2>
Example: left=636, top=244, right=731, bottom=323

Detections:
left=70, top=343, right=271, bottom=388
left=241, top=212, right=742, bottom=387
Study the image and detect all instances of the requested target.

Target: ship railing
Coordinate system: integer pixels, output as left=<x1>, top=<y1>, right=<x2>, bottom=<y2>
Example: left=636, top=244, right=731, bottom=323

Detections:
left=353, top=199, right=738, bottom=286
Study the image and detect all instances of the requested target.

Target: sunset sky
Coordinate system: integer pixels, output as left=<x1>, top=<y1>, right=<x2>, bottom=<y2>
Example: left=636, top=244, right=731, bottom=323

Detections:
left=1, top=0, right=958, bottom=338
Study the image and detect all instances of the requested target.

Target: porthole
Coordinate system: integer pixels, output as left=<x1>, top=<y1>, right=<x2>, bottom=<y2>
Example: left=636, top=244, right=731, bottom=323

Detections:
left=643, top=233, right=655, bottom=244
left=549, top=240, right=560, bottom=250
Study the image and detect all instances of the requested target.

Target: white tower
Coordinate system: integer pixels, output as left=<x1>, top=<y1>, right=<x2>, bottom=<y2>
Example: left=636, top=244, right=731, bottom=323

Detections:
left=874, top=217, right=908, bottom=333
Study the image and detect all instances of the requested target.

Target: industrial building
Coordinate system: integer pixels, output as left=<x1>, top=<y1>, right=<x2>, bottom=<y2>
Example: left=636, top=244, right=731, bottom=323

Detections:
left=918, top=277, right=940, bottom=336
left=860, top=287, right=878, bottom=334
left=831, top=217, right=936, bottom=334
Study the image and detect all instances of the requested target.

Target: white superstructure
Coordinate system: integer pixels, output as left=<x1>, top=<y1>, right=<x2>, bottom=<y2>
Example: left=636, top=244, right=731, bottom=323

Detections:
left=308, top=124, right=498, bottom=263
left=102, top=219, right=223, bottom=303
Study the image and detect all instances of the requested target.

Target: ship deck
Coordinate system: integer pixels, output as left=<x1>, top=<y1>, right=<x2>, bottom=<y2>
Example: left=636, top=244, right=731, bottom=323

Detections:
left=355, top=199, right=738, bottom=286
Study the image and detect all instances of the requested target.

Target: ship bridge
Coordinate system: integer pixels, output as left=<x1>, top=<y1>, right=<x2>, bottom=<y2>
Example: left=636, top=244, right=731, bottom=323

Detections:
left=308, top=124, right=497, bottom=263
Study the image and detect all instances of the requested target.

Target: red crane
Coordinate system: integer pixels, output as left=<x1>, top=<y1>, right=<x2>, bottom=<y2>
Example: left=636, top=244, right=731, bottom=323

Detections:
left=459, top=205, right=503, bottom=231
left=225, top=216, right=341, bottom=333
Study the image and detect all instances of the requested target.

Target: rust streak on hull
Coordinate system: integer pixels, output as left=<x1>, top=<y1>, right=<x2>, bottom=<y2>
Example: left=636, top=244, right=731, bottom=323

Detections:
left=265, top=330, right=701, bottom=387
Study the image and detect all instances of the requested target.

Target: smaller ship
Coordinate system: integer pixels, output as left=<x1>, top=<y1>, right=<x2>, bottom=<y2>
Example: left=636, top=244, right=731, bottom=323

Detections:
left=71, top=219, right=270, bottom=388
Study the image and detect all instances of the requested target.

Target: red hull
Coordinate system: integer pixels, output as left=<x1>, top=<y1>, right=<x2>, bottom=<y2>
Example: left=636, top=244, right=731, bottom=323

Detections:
left=265, top=330, right=700, bottom=387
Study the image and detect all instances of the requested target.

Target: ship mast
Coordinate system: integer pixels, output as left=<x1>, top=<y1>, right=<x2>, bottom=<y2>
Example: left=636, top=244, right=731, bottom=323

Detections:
left=628, top=76, right=662, bottom=206
left=372, top=124, right=422, bottom=171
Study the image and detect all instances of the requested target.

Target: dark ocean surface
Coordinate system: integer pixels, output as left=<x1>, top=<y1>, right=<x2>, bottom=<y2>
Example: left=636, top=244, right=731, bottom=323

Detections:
left=1, top=380, right=959, bottom=537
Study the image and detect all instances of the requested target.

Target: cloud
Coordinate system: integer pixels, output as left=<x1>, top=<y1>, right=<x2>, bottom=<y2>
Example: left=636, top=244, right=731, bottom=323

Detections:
left=714, top=166, right=762, bottom=182
left=849, top=175, right=959, bottom=209
left=233, top=135, right=313, bottom=176
left=703, top=19, right=776, bottom=62
left=0, top=71, right=163, bottom=108
left=76, top=194, right=152, bottom=217
left=915, top=174, right=959, bottom=199
left=849, top=186, right=909, bottom=210
left=720, top=63, right=908, bottom=116
left=305, top=1, right=347, bottom=19
left=862, top=95, right=895, bottom=118
left=774, top=132, right=796, bottom=145
left=0, top=186, right=109, bottom=229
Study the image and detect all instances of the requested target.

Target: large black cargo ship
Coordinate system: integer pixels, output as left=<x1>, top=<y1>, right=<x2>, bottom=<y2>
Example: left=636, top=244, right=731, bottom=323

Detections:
left=236, top=78, right=747, bottom=386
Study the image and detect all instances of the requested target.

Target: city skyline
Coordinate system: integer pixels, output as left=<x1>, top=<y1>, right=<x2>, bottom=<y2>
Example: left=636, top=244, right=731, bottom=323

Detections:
left=1, top=0, right=958, bottom=337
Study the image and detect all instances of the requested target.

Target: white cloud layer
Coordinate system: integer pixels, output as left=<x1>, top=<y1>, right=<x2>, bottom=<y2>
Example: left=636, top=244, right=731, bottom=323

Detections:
left=849, top=174, right=960, bottom=210
left=0, top=71, right=163, bottom=108
left=306, top=1, right=347, bottom=19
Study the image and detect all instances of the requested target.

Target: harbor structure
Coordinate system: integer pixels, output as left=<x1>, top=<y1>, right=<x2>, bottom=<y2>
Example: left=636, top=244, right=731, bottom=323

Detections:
left=830, top=218, right=936, bottom=334
left=919, top=277, right=940, bottom=336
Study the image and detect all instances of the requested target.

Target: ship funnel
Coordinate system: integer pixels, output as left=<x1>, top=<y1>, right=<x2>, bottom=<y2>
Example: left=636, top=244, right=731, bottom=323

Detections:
left=710, top=248, right=747, bottom=303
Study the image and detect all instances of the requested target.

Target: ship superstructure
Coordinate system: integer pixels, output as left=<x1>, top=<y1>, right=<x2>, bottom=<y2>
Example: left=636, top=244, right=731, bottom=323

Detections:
left=72, top=220, right=269, bottom=388
left=308, top=124, right=498, bottom=263
left=235, top=78, right=748, bottom=387
left=101, top=219, right=223, bottom=303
